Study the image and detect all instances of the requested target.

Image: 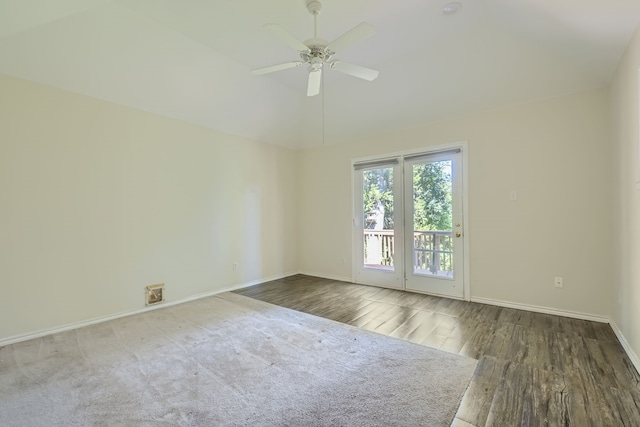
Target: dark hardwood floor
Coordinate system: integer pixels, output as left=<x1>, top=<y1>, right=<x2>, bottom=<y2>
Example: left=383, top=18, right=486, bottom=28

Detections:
left=234, top=274, right=640, bottom=427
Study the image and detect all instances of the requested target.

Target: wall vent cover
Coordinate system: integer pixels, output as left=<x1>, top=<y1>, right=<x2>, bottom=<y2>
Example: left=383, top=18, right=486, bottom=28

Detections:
left=145, top=284, right=165, bottom=305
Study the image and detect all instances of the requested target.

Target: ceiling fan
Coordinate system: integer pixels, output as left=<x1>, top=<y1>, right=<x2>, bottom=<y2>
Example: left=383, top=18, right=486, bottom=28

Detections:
left=251, top=0, right=379, bottom=97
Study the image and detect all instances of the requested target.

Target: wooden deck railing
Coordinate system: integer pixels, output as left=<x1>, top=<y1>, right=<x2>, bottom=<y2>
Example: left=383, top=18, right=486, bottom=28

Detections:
left=413, top=230, right=453, bottom=274
left=363, top=230, right=453, bottom=275
left=363, top=230, right=395, bottom=266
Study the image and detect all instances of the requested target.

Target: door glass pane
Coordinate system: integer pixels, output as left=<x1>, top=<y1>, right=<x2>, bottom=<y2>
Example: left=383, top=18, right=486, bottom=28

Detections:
left=412, top=160, right=454, bottom=278
left=362, top=167, right=394, bottom=271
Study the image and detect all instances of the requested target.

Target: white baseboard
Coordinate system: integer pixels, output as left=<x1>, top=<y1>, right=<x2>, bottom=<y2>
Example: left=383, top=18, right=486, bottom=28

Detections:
left=0, top=271, right=297, bottom=347
left=296, top=274, right=610, bottom=323
left=298, top=271, right=353, bottom=283
left=609, top=320, right=640, bottom=375
left=7, top=272, right=638, bottom=379
left=470, top=296, right=610, bottom=323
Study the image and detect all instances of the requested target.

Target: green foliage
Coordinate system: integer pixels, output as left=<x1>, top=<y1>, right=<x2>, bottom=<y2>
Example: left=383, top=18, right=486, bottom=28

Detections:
left=363, top=168, right=394, bottom=229
left=362, top=161, right=452, bottom=232
left=413, top=161, right=452, bottom=231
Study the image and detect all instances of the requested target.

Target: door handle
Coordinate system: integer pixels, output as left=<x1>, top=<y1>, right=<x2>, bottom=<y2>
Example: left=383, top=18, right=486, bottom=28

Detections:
left=455, top=231, right=462, bottom=238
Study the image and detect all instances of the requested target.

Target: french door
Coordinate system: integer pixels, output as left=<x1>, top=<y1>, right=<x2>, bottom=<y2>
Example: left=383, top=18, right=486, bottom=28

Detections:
left=353, top=149, right=465, bottom=299
left=353, top=160, right=404, bottom=289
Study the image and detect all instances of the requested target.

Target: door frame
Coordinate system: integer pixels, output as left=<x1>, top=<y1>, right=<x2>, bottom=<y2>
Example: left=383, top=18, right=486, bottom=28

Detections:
left=351, top=141, right=471, bottom=301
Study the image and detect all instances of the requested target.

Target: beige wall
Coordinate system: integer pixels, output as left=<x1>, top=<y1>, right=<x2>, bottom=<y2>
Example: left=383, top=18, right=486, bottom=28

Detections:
left=0, top=74, right=298, bottom=342
left=0, top=68, right=620, bottom=342
left=298, top=88, right=612, bottom=317
left=611, top=23, right=640, bottom=363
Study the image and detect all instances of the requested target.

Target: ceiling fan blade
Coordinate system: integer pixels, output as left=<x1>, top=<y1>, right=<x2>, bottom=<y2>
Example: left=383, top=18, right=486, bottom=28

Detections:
left=326, top=22, right=375, bottom=54
left=330, top=60, right=379, bottom=81
left=307, top=68, right=322, bottom=97
left=264, top=23, right=310, bottom=52
left=251, top=61, right=304, bottom=75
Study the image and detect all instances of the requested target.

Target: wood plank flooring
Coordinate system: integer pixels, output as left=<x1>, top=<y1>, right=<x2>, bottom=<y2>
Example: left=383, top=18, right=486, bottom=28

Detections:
left=234, top=275, right=640, bottom=426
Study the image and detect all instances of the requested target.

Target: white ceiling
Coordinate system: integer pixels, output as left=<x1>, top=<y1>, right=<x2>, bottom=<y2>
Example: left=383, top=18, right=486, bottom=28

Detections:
left=2, top=0, right=640, bottom=149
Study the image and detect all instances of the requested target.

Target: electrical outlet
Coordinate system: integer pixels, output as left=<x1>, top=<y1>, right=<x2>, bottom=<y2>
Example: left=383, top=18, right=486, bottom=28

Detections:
left=554, top=277, right=563, bottom=288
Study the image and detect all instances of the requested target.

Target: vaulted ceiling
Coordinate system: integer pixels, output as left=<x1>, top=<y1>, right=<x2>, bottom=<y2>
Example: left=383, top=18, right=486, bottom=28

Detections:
left=2, top=0, right=640, bottom=149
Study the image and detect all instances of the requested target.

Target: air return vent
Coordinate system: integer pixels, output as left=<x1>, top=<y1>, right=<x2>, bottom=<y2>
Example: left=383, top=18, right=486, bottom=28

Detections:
left=145, top=284, right=164, bottom=306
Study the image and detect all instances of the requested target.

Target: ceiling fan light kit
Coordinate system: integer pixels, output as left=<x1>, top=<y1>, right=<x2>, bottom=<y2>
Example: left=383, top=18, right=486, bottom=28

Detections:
left=251, top=0, right=379, bottom=97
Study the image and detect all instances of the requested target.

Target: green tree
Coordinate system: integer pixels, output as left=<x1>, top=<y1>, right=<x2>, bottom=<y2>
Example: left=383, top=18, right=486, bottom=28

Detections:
left=413, top=161, right=452, bottom=231
left=362, top=161, right=451, bottom=232
left=363, top=168, right=393, bottom=229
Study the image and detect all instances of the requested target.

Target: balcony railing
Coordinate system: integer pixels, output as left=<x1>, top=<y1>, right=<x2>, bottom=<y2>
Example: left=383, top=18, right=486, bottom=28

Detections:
left=363, top=229, right=453, bottom=276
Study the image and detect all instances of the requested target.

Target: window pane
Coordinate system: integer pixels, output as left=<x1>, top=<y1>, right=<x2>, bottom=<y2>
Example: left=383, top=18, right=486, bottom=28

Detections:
left=412, top=161, right=454, bottom=277
left=362, top=167, right=394, bottom=271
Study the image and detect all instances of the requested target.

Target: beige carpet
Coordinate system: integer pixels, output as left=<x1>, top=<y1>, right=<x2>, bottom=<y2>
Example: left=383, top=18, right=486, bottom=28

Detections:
left=0, top=292, right=477, bottom=426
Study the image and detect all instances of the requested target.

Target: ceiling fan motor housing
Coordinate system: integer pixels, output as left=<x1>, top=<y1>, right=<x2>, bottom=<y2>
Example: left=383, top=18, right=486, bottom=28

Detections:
left=301, top=43, right=332, bottom=65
